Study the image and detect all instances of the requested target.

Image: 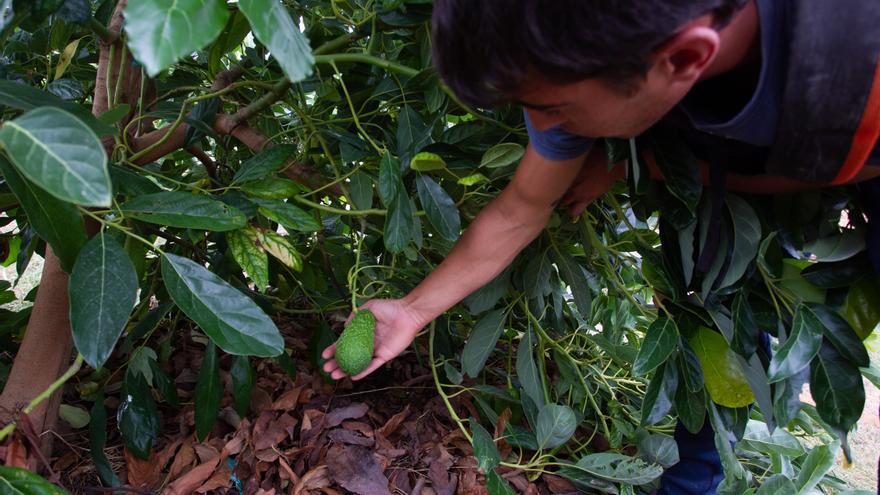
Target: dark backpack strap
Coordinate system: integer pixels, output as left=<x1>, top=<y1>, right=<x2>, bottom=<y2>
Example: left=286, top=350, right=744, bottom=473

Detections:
left=766, top=0, right=880, bottom=183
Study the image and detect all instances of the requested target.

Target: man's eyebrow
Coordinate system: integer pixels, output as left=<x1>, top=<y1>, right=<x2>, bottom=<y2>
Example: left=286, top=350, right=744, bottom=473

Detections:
left=514, top=99, right=565, bottom=111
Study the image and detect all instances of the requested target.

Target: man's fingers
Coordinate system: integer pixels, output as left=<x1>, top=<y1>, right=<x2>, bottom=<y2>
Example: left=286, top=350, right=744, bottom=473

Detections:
left=330, top=368, right=348, bottom=380
left=321, top=343, right=337, bottom=360
left=323, top=358, right=339, bottom=374
left=568, top=201, right=589, bottom=217
left=351, top=358, right=384, bottom=381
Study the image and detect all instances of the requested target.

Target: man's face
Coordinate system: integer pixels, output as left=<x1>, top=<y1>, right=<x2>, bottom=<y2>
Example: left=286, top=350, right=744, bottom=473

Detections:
left=518, top=68, right=694, bottom=139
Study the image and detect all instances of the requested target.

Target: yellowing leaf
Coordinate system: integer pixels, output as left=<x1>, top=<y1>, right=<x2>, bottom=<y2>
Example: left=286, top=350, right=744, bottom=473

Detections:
left=254, top=229, right=303, bottom=271
left=689, top=326, right=755, bottom=408
left=54, top=38, right=81, bottom=81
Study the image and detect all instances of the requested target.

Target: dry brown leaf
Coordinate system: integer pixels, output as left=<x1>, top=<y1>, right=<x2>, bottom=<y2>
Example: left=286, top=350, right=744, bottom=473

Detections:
left=162, top=453, right=223, bottom=495
left=125, top=448, right=163, bottom=490
left=341, top=420, right=373, bottom=436
left=293, top=465, right=331, bottom=495
left=278, top=455, right=298, bottom=483
left=379, top=405, right=411, bottom=438
left=324, top=403, right=369, bottom=428
left=426, top=444, right=456, bottom=495
left=195, top=465, right=232, bottom=493
left=255, top=413, right=298, bottom=451
left=4, top=437, right=27, bottom=468
left=325, top=444, right=391, bottom=495
left=168, top=437, right=196, bottom=480
left=543, top=473, right=578, bottom=494
left=327, top=428, right=374, bottom=447
left=271, top=386, right=303, bottom=410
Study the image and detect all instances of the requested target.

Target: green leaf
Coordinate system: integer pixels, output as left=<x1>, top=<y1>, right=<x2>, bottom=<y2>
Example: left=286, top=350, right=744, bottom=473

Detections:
left=772, top=368, right=808, bottom=428
left=767, top=305, right=823, bottom=383
left=0, top=79, right=112, bottom=135
left=241, top=177, right=302, bottom=199
left=707, top=403, right=751, bottom=491
left=470, top=420, right=500, bottom=474
left=239, top=0, right=315, bottom=82
left=149, top=361, right=180, bottom=408
left=649, top=131, right=701, bottom=213
left=161, top=253, right=284, bottom=357
left=636, top=431, right=679, bottom=468
left=810, top=342, right=865, bottom=435
left=383, top=190, right=416, bottom=253
left=522, top=249, right=552, bottom=300
left=674, top=384, right=706, bottom=434
left=89, top=392, right=120, bottom=487
left=780, top=259, right=826, bottom=304
left=841, top=276, right=880, bottom=340
left=254, top=229, right=303, bottom=271
left=396, top=106, right=430, bottom=167
left=552, top=247, right=592, bottom=318
left=461, top=309, right=505, bottom=378
left=123, top=0, right=229, bottom=76
left=109, top=165, right=162, bottom=197
left=69, top=234, right=138, bottom=369
left=0, top=107, right=111, bottom=206
left=718, top=195, right=760, bottom=288
left=121, top=192, right=247, bottom=231
left=410, top=151, right=447, bottom=172
left=195, top=341, right=222, bottom=441
left=415, top=175, right=460, bottom=241
left=536, top=403, right=576, bottom=449
left=378, top=152, right=401, bottom=207
left=803, top=229, right=865, bottom=263
left=807, top=303, right=869, bottom=367
left=689, top=326, right=755, bottom=408
left=0, top=155, right=86, bottom=272
left=232, top=145, right=298, bottom=185
left=794, top=441, right=837, bottom=494
left=677, top=339, right=705, bottom=393
left=801, top=254, right=870, bottom=288
left=641, top=360, right=678, bottom=426
left=98, top=104, right=132, bottom=126
left=741, top=418, right=803, bottom=456
left=633, top=317, right=678, bottom=376
left=227, top=228, right=270, bottom=291
left=230, top=355, right=254, bottom=418
left=480, top=143, right=525, bottom=169
left=0, top=466, right=68, bottom=494
left=516, top=330, right=544, bottom=407
left=485, top=470, right=516, bottom=495
left=731, top=291, right=758, bottom=357
left=128, top=347, right=157, bottom=384
left=735, top=353, right=776, bottom=433
left=560, top=453, right=664, bottom=486
left=118, top=371, right=160, bottom=459
left=347, top=171, right=373, bottom=210
left=457, top=173, right=488, bottom=186
left=59, top=404, right=90, bottom=429
left=462, top=267, right=511, bottom=314
left=254, top=199, right=321, bottom=232
left=756, top=475, right=797, bottom=495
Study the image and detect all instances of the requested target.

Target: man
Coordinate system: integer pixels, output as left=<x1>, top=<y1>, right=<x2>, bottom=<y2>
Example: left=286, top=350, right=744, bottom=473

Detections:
left=323, top=0, right=880, bottom=492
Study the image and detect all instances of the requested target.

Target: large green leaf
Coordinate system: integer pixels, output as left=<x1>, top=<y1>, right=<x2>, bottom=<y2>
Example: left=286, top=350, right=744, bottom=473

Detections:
left=0, top=80, right=112, bottom=135
left=767, top=305, right=823, bottom=383
left=794, top=441, right=837, bottom=494
left=649, top=130, right=701, bottom=214
left=552, top=247, right=592, bottom=317
left=807, top=303, right=869, bottom=367
left=161, top=253, right=284, bottom=356
left=740, top=420, right=804, bottom=457
left=123, top=0, right=229, bottom=76
left=0, top=155, right=86, bottom=272
left=383, top=190, right=416, bottom=253
left=89, top=393, right=120, bottom=487
left=120, top=191, right=247, bottom=231
left=633, top=317, right=678, bottom=376
left=675, top=383, right=706, bottom=434
left=803, top=229, right=865, bottom=263
left=641, top=360, right=678, bottom=426
left=227, top=228, right=269, bottom=292
left=69, top=234, right=138, bottom=369
left=377, top=151, right=401, bottom=207
left=756, top=474, right=797, bottom=495
left=0, top=107, right=111, bottom=206
left=480, top=143, right=525, bottom=169
left=253, top=198, right=321, bottom=232
left=461, top=309, right=505, bottom=378
left=415, top=175, right=460, bottom=241
left=559, top=453, right=664, bottom=486
left=841, top=276, right=880, bottom=340
left=689, top=326, right=755, bottom=408
left=535, top=404, right=577, bottom=450
left=118, top=371, right=160, bottom=459
left=731, top=291, right=758, bottom=357
left=232, top=145, right=298, bottom=185
left=396, top=106, right=430, bottom=167
left=516, top=329, right=544, bottom=407
left=195, top=341, right=222, bottom=441
left=0, top=466, right=68, bottom=494
left=231, top=355, right=254, bottom=417
left=470, top=420, right=500, bottom=474
left=485, top=470, right=517, bottom=495
left=801, top=254, right=869, bottom=288
left=718, top=195, right=760, bottom=288
left=239, top=0, right=315, bottom=82
left=810, top=342, right=865, bottom=436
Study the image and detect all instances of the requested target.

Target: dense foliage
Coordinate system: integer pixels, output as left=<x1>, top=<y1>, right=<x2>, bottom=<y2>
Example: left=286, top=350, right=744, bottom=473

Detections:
left=0, top=0, right=877, bottom=493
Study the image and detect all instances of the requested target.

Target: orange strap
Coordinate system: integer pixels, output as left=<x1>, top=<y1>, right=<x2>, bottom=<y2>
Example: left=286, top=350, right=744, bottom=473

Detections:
left=833, top=54, right=880, bottom=185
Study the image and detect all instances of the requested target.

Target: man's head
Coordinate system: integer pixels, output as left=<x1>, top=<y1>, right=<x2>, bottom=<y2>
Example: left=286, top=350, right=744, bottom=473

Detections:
left=432, top=0, right=749, bottom=138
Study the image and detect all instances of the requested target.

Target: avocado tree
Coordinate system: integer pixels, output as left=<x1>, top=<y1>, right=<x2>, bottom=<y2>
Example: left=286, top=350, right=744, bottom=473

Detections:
left=0, top=0, right=876, bottom=493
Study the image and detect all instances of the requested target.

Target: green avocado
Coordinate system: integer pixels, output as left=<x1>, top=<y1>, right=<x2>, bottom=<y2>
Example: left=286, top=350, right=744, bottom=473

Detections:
left=335, top=309, right=376, bottom=375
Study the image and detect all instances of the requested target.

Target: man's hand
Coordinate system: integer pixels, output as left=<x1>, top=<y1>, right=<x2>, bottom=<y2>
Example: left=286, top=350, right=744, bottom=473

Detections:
left=560, top=146, right=625, bottom=217
left=321, top=299, right=425, bottom=380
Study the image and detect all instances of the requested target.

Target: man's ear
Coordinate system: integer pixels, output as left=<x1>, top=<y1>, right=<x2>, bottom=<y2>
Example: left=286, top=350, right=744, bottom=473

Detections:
left=653, top=25, right=720, bottom=83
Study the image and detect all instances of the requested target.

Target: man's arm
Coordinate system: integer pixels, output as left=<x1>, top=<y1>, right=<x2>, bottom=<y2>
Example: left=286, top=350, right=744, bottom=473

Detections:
left=402, top=144, right=585, bottom=325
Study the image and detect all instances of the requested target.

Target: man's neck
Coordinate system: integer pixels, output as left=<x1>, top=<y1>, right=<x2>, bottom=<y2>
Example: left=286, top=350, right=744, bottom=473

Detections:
left=700, top=0, right=761, bottom=81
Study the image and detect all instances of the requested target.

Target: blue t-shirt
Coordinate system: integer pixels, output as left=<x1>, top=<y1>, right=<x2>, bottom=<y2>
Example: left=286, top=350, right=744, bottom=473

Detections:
left=526, top=0, right=880, bottom=165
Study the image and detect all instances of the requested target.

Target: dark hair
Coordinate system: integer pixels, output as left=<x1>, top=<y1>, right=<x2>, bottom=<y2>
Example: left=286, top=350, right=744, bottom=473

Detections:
left=432, top=0, right=748, bottom=107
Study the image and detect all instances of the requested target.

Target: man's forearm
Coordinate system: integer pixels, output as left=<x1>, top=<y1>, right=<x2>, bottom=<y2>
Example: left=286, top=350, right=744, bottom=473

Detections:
left=401, top=190, right=549, bottom=326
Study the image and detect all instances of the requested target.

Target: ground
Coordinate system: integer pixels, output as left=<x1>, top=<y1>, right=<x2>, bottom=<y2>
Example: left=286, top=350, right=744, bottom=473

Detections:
left=0, top=258, right=878, bottom=493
